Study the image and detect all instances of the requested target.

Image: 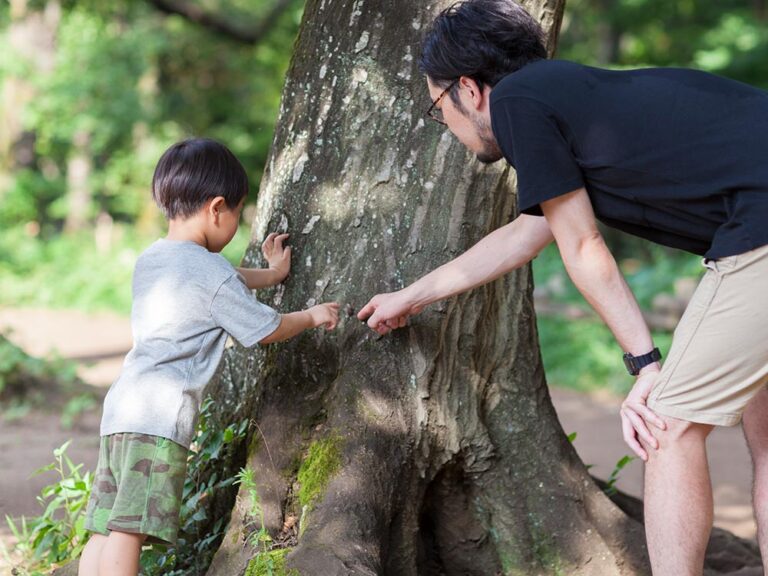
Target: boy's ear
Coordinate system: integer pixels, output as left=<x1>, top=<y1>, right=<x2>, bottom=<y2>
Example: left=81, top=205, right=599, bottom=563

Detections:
left=208, top=196, right=227, bottom=221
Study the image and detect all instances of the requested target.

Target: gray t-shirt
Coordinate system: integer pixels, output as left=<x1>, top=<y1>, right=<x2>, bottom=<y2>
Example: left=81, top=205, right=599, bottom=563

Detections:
left=100, top=239, right=280, bottom=448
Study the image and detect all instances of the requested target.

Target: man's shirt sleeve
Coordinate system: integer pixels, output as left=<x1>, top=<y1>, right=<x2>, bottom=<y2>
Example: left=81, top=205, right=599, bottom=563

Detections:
left=492, top=96, right=585, bottom=216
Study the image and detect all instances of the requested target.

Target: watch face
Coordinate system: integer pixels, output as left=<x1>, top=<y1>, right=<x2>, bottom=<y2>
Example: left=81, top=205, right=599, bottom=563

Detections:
left=623, top=348, right=661, bottom=376
left=623, top=354, right=638, bottom=375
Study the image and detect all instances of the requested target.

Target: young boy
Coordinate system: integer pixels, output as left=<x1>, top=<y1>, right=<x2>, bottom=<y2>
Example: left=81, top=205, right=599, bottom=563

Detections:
left=78, top=138, right=339, bottom=576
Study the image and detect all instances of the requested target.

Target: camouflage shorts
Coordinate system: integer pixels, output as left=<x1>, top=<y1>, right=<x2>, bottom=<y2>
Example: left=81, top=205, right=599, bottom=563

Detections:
left=84, top=433, right=188, bottom=545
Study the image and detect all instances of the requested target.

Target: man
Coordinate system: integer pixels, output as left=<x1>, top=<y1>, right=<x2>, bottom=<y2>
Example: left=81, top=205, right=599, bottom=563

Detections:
left=357, top=1, right=768, bottom=574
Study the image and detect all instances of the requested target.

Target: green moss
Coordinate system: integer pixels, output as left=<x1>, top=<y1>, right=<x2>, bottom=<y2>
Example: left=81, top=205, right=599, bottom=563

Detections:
left=297, top=434, right=343, bottom=509
left=529, top=520, right=564, bottom=576
left=245, top=548, right=299, bottom=576
left=495, top=524, right=565, bottom=576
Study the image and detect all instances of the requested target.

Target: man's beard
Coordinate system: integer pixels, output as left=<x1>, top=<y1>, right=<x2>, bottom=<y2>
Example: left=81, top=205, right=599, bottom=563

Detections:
left=474, top=116, right=503, bottom=164
left=476, top=144, right=503, bottom=164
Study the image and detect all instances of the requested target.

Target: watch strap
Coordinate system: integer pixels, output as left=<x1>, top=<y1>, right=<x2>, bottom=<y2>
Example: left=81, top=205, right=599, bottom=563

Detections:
left=623, top=347, right=662, bottom=376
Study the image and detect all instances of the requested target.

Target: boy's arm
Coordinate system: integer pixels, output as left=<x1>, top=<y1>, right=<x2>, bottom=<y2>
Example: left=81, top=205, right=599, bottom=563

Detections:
left=237, top=233, right=291, bottom=289
left=259, top=303, right=339, bottom=344
left=236, top=267, right=286, bottom=290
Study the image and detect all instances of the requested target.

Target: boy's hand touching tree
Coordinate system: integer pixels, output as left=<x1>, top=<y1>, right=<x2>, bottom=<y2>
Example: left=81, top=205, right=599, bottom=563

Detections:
left=237, top=232, right=291, bottom=289
left=262, top=232, right=291, bottom=283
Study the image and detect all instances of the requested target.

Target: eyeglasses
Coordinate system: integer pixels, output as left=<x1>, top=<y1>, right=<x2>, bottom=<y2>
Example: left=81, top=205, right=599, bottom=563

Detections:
left=426, top=80, right=458, bottom=125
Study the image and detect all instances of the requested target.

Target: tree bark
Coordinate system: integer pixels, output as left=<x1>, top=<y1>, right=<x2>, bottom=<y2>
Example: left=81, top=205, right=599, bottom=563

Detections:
left=204, top=1, right=656, bottom=575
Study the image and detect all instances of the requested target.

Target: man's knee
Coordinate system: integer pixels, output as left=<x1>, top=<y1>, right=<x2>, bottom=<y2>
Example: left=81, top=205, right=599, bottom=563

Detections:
left=648, top=416, right=713, bottom=454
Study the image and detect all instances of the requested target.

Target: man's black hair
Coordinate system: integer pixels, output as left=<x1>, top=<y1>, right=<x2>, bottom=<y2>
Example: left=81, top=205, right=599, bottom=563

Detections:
left=420, top=0, right=547, bottom=97
left=152, top=138, right=249, bottom=220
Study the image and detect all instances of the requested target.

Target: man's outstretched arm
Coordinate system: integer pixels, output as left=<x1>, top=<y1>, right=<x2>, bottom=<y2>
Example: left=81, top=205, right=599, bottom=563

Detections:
left=357, top=213, right=553, bottom=333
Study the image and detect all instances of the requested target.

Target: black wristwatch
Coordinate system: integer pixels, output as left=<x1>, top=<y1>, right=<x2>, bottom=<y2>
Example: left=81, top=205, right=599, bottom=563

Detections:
left=623, top=347, right=662, bottom=376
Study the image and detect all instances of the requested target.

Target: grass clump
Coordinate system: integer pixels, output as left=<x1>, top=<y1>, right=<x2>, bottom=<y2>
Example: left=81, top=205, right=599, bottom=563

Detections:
left=245, top=548, right=299, bottom=576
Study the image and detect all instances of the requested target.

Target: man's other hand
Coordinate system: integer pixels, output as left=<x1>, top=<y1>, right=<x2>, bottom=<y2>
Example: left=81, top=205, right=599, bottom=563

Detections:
left=621, top=370, right=667, bottom=461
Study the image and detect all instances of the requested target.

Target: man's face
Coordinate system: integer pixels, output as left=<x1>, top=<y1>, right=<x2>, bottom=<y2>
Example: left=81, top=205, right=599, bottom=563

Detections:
left=427, top=78, right=503, bottom=164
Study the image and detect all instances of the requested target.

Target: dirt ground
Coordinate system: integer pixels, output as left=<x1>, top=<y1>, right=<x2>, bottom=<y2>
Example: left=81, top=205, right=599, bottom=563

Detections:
left=0, top=307, right=758, bottom=569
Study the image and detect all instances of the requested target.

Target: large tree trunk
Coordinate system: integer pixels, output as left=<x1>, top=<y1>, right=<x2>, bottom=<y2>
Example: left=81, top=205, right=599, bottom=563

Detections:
left=205, top=1, right=653, bottom=575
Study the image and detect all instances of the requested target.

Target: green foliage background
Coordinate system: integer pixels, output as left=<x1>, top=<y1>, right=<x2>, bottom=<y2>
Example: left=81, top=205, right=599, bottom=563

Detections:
left=0, top=0, right=304, bottom=312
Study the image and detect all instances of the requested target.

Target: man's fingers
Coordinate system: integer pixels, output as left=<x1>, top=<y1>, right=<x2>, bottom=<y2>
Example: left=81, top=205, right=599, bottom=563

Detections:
left=621, top=413, right=648, bottom=461
left=357, top=301, right=376, bottom=321
left=624, top=407, right=658, bottom=449
left=637, top=404, right=666, bottom=431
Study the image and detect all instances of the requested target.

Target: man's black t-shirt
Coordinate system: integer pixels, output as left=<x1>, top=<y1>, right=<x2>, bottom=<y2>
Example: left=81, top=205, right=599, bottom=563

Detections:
left=489, top=60, right=768, bottom=258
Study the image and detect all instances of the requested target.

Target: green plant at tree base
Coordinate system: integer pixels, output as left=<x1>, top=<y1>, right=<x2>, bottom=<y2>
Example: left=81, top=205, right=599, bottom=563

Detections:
left=603, top=455, right=636, bottom=497
left=235, top=467, right=270, bottom=547
left=234, top=467, right=298, bottom=576
left=4, top=441, right=93, bottom=576
left=244, top=547, right=299, bottom=576
left=4, top=395, right=248, bottom=575
left=567, top=432, right=636, bottom=497
left=234, top=434, right=344, bottom=575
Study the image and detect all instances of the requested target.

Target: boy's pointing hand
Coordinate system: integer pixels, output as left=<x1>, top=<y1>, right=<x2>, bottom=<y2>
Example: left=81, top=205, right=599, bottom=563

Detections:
left=309, top=302, right=340, bottom=331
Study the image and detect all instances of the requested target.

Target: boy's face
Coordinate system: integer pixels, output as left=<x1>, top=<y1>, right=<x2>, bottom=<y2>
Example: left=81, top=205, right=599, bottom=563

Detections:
left=207, top=197, right=244, bottom=253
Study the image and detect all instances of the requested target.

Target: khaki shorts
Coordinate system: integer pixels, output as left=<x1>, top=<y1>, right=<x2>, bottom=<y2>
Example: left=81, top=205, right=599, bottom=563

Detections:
left=647, top=243, right=768, bottom=427
left=84, top=433, right=188, bottom=545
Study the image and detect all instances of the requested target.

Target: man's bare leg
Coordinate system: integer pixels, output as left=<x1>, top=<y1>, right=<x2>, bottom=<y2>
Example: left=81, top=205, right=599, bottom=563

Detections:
left=743, top=386, right=768, bottom=572
left=98, top=531, right=146, bottom=576
left=644, top=416, right=714, bottom=576
left=78, top=534, right=107, bottom=576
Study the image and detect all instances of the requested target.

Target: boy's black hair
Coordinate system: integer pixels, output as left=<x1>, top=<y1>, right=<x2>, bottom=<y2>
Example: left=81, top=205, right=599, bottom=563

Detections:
left=152, top=138, right=249, bottom=219
left=419, top=0, right=547, bottom=99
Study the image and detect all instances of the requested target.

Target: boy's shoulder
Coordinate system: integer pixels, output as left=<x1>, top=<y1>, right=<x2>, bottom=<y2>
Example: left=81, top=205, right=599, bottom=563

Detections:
left=136, top=239, right=237, bottom=288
